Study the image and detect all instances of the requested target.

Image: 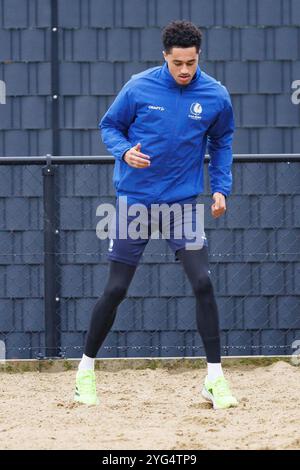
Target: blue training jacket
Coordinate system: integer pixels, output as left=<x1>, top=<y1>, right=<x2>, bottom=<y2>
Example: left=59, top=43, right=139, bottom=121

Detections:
left=99, top=62, right=234, bottom=206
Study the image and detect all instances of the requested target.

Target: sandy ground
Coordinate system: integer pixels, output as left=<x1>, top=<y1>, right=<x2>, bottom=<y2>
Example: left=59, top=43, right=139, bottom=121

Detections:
left=0, top=361, right=299, bottom=450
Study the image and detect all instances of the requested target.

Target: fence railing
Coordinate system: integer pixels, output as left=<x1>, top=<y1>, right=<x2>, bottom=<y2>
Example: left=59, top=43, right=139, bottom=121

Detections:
left=0, top=154, right=299, bottom=360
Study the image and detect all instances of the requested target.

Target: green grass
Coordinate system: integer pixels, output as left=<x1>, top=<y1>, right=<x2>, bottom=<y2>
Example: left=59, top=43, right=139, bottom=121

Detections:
left=0, top=356, right=296, bottom=373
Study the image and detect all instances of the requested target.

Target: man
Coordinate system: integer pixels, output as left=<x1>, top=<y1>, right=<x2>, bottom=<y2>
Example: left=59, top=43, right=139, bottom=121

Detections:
left=74, top=20, right=238, bottom=410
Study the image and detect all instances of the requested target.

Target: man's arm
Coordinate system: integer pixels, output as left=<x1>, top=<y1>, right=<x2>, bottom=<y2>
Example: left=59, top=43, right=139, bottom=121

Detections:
left=99, top=83, right=136, bottom=161
left=207, top=90, right=234, bottom=218
left=207, top=91, right=234, bottom=198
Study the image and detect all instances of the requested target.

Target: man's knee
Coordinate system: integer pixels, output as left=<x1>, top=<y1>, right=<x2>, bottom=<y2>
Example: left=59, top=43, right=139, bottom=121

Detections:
left=192, top=273, right=213, bottom=297
left=104, top=283, right=128, bottom=302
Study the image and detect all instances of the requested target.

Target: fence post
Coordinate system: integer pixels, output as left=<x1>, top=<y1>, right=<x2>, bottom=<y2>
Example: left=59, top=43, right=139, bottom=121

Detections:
left=42, top=155, right=61, bottom=358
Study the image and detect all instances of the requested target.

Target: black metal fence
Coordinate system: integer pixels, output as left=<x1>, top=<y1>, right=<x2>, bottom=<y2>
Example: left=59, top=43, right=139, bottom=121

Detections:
left=0, top=154, right=299, bottom=359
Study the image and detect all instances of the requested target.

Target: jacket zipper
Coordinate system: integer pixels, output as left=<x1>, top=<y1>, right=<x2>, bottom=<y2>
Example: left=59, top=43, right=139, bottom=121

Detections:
left=168, top=87, right=183, bottom=155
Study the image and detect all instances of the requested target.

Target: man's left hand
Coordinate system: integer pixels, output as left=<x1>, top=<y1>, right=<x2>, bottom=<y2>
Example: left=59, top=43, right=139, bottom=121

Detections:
left=211, top=192, right=226, bottom=218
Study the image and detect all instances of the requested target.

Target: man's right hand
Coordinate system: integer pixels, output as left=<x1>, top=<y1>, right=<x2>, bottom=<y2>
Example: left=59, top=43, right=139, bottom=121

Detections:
left=123, top=143, right=151, bottom=168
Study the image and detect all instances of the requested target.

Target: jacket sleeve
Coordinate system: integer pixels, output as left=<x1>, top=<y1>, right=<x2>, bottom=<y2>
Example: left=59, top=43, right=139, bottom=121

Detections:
left=99, top=82, right=136, bottom=161
left=207, top=91, right=234, bottom=197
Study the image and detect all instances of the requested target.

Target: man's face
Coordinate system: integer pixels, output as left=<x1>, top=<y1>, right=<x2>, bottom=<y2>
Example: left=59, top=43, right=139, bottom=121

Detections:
left=163, top=46, right=200, bottom=86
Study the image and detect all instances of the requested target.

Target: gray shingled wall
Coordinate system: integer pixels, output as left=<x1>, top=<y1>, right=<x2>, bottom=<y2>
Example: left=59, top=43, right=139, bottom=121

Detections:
left=0, top=160, right=299, bottom=359
left=0, top=164, right=44, bottom=358
left=0, top=0, right=300, bottom=154
left=0, top=0, right=299, bottom=358
left=56, top=161, right=300, bottom=359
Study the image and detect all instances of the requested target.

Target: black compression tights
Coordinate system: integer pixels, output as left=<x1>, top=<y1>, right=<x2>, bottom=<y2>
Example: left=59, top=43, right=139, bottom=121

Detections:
left=84, top=247, right=221, bottom=363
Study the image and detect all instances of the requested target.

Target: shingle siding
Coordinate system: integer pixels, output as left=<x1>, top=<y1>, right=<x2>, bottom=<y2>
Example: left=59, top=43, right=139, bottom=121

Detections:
left=0, top=0, right=300, bottom=155
left=0, top=1, right=299, bottom=358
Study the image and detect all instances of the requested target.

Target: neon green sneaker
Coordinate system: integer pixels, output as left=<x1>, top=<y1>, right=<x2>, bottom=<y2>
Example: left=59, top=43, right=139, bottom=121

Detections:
left=74, top=370, right=99, bottom=405
left=202, top=376, right=238, bottom=410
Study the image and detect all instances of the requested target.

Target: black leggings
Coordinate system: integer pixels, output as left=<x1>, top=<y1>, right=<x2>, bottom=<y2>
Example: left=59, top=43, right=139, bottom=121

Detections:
left=84, top=246, right=221, bottom=363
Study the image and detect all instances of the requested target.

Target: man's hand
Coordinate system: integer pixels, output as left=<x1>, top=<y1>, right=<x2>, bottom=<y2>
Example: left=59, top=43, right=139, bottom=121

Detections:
left=123, top=143, right=151, bottom=168
left=211, top=192, right=226, bottom=218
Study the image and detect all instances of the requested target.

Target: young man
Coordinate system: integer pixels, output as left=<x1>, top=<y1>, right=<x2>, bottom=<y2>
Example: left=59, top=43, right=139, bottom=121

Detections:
left=74, top=20, right=238, bottom=410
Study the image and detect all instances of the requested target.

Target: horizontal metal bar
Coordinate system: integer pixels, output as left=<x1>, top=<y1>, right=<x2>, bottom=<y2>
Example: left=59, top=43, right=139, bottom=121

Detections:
left=232, top=154, right=300, bottom=162
left=0, top=154, right=300, bottom=164
left=0, top=156, right=115, bottom=164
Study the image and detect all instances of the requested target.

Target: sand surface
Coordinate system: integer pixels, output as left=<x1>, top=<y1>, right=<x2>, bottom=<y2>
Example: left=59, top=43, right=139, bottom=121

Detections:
left=0, top=361, right=299, bottom=450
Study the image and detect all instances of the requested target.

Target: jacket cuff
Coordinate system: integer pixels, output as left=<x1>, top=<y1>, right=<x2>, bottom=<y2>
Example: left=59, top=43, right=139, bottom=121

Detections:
left=115, top=144, right=132, bottom=162
left=121, top=148, right=131, bottom=161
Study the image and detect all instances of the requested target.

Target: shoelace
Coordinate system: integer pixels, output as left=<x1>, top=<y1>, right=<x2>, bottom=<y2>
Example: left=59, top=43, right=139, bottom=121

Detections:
left=80, top=374, right=96, bottom=394
left=212, top=378, right=231, bottom=397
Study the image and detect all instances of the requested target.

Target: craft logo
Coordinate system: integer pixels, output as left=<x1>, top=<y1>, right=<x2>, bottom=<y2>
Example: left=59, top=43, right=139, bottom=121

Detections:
left=148, top=105, right=165, bottom=112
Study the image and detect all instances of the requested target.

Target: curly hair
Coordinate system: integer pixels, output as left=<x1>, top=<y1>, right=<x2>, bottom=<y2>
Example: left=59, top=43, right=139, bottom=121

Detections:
left=162, top=20, right=202, bottom=53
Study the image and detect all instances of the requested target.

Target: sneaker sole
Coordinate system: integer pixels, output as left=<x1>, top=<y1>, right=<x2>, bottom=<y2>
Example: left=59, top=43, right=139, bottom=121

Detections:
left=201, top=387, right=238, bottom=410
left=74, top=395, right=99, bottom=406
